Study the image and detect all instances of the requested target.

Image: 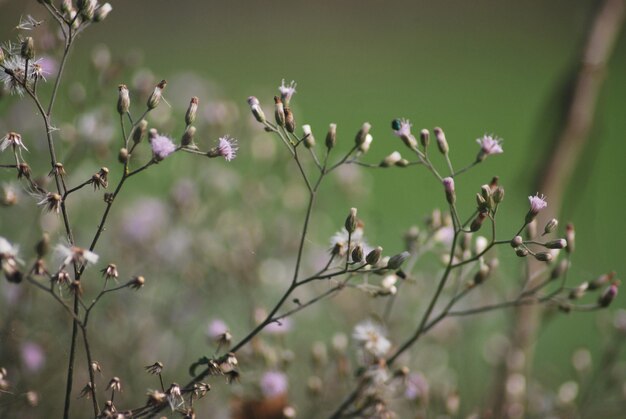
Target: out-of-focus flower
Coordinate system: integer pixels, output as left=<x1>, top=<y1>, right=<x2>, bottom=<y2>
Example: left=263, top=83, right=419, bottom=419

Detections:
left=353, top=320, right=391, bottom=358
left=0, top=132, right=28, bottom=153
left=56, top=244, right=99, bottom=270
left=21, top=341, right=45, bottom=373
left=405, top=372, right=429, bottom=400
left=260, top=371, right=288, bottom=399
left=264, top=318, right=292, bottom=335
left=207, top=319, right=228, bottom=340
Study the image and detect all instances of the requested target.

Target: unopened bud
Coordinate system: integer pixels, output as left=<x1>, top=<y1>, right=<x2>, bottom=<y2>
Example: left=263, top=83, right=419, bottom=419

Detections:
left=351, top=245, right=364, bottom=263
left=473, top=263, right=491, bottom=285
left=247, top=96, right=265, bottom=123
left=420, top=129, right=430, bottom=149
left=21, top=37, right=35, bottom=60
left=534, top=252, right=553, bottom=262
left=387, top=251, right=410, bottom=270
left=443, top=177, right=455, bottom=205
left=284, top=107, right=296, bottom=133
left=480, top=185, right=492, bottom=209
left=185, top=97, right=198, bottom=125
left=132, top=119, right=148, bottom=144
left=589, top=271, right=615, bottom=290
left=35, top=233, right=50, bottom=258
left=79, top=0, right=96, bottom=20
left=515, top=248, right=529, bottom=257
left=117, top=84, right=130, bottom=115
left=366, top=246, right=382, bottom=266
left=129, top=275, right=145, bottom=289
left=569, top=282, right=588, bottom=300
left=476, top=193, right=488, bottom=211
left=545, top=239, right=567, bottom=249
left=118, top=148, right=129, bottom=164
left=358, top=134, right=373, bottom=153
left=470, top=211, right=488, bottom=232
left=510, top=236, right=523, bottom=248
left=433, top=127, right=449, bottom=155
left=326, top=123, right=336, bottom=150
left=543, top=218, right=558, bottom=236
left=181, top=126, right=196, bottom=148
left=380, top=151, right=402, bottom=167
left=493, top=186, right=505, bottom=204
left=345, top=208, right=357, bottom=234
left=598, top=284, right=618, bottom=307
left=147, top=80, right=166, bottom=110
left=302, top=124, right=315, bottom=148
left=274, top=96, right=285, bottom=127
left=94, top=3, right=113, bottom=22
left=354, top=122, right=371, bottom=147
left=565, top=223, right=575, bottom=254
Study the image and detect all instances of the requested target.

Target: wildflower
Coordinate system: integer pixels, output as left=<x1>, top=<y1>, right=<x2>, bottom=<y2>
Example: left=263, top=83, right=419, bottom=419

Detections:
left=387, top=251, right=410, bottom=270
left=278, top=79, right=297, bottom=105
left=129, top=275, right=145, bottom=290
left=476, top=134, right=503, bottom=162
left=284, top=107, right=296, bottom=133
left=101, top=263, right=119, bottom=281
left=208, top=136, right=238, bottom=161
left=185, top=97, right=198, bottom=125
left=345, top=207, right=358, bottom=233
left=0, top=132, right=28, bottom=153
left=149, top=130, right=176, bottom=161
left=543, top=218, right=558, bottom=236
left=147, top=79, right=166, bottom=110
left=145, top=361, right=164, bottom=375
left=434, top=127, right=449, bottom=155
left=274, top=96, right=285, bottom=126
left=442, top=177, right=455, bottom=205
left=247, top=96, right=266, bottom=123
left=260, top=371, right=288, bottom=398
left=353, top=320, right=391, bottom=358
left=526, top=193, right=548, bottom=223
left=302, top=124, right=315, bottom=148
left=365, top=246, right=383, bottom=266
left=48, top=162, right=66, bottom=178
left=598, top=284, right=619, bottom=307
left=326, top=123, right=337, bottom=150
left=90, top=167, right=109, bottom=190
left=420, top=129, right=430, bottom=149
left=392, top=118, right=417, bottom=149
left=117, top=84, right=130, bottom=115
left=37, top=193, right=62, bottom=214
left=207, top=319, right=231, bottom=344
left=56, top=244, right=99, bottom=270
left=21, top=341, right=45, bottom=373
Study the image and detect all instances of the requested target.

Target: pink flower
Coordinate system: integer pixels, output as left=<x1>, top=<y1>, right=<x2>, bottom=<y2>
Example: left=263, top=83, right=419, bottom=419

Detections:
left=216, top=136, right=238, bottom=161
left=260, top=371, right=288, bottom=398
left=528, top=193, right=547, bottom=214
left=150, top=133, right=176, bottom=161
left=278, top=79, right=297, bottom=104
left=476, top=135, right=503, bottom=161
left=207, top=319, right=228, bottom=340
left=392, top=118, right=412, bottom=139
left=21, top=341, right=45, bottom=373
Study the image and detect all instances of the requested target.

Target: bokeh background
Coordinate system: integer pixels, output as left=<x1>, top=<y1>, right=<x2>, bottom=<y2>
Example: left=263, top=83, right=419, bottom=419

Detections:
left=1, top=0, right=625, bottom=417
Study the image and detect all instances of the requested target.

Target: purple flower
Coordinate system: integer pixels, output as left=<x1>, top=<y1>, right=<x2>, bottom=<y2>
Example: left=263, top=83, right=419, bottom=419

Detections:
left=21, top=341, right=45, bottom=373
left=207, top=319, right=228, bottom=340
left=392, top=118, right=412, bottom=139
left=260, top=371, right=288, bottom=398
left=216, top=136, right=238, bottom=161
left=150, top=134, right=176, bottom=161
left=476, top=135, right=503, bottom=161
left=278, top=79, right=297, bottom=105
left=528, top=193, right=548, bottom=214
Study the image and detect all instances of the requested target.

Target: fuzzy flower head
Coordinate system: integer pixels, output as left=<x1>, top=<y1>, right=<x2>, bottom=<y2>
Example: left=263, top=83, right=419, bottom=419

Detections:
left=392, top=118, right=418, bottom=149
left=353, top=320, right=391, bottom=359
left=210, top=136, right=238, bottom=161
left=476, top=135, right=503, bottom=162
left=528, top=193, right=547, bottom=214
left=0, top=236, right=19, bottom=260
left=56, top=244, right=99, bottom=271
left=149, top=131, right=176, bottom=161
left=260, top=371, right=288, bottom=399
left=1, top=56, right=27, bottom=95
left=330, top=225, right=368, bottom=257
left=278, top=79, right=297, bottom=105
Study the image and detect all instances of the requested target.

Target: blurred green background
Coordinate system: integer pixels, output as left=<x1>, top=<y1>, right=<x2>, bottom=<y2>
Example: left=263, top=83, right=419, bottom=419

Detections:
left=1, top=0, right=625, bottom=417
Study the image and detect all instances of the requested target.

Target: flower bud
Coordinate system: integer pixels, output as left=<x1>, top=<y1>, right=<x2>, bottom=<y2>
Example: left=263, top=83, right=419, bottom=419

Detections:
left=443, top=177, right=455, bottom=205
left=185, top=97, right=198, bottom=125
left=129, top=275, right=145, bottom=290
left=117, top=84, right=130, bottom=115
left=181, top=126, right=197, bottom=148
left=510, top=236, right=523, bottom=248
left=132, top=119, right=148, bottom=144
left=545, top=239, right=567, bottom=249
left=433, top=127, right=449, bottom=155
left=366, top=247, right=382, bottom=266
left=534, top=252, right=553, bottom=262
left=358, top=134, right=373, bottom=153
left=515, top=248, right=529, bottom=257
left=387, top=251, right=410, bottom=270
left=147, top=80, right=166, bottom=110
left=79, top=0, right=96, bottom=20
left=588, top=271, right=615, bottom=291
left=284, top=107, right=296, bottom=133
left=473, top=263, right=491, bottom=285
left=35, top=232, right=50, bottom=258
left=351, top=245, right=364, bottom=263
left=247, top=96, right=265, bottom=123
left=325, top=123, right=336, bottom=150
left=543, top=218, right=558, bottom=236
left=302, top=124, right=315, bottom=148
left=598, top=284, right=618, bottom=308
left=274, top=96, right=285, bottom=126
left=380, top=151, right=402, bottom=167
left=118, top=148, right=129, bottom=164
left=21, top=37, right=35, bottom=61
left=354, top=122, right=371, bottom=147
left=569, top=282, right=588, bottom=300
left=420, top=129, right=430, bottom=149
left=345, top=208, right=357, bottom=234
left=476, top=193, right=488, bottom=211
left=470, top=211, right=488, bottom=232
left=94, top=3, right=113, bottom=22
left=493, top=186, right=505, bottom=204
left=565, top=223, right=575, bottom=254
left=480, top=184, right=492, bottom=209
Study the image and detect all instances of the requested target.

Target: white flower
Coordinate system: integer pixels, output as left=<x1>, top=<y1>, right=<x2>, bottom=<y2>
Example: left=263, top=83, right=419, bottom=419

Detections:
left=353, top=320, right=391, bottom=358
left=0, top=236, right=19, bottom=260
left=56, top=244, right=99, bottom=270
